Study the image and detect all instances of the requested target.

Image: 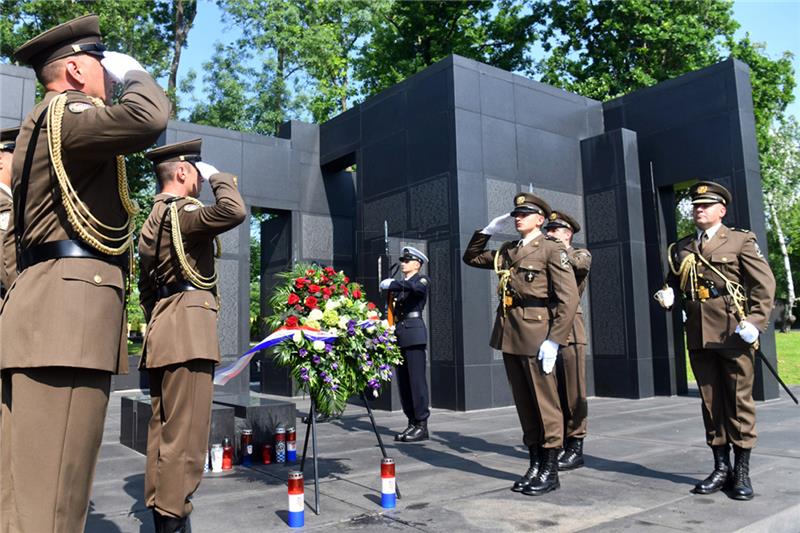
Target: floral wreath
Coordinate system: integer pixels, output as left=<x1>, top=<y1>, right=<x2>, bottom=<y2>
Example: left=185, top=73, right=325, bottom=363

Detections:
left=266, top=263, right=402, bottom=416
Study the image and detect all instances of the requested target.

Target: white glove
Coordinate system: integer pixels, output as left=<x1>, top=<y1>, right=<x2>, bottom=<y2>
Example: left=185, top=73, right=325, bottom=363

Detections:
left=654, top=287, right=674, bottom=309
left=735, top=321, right=759, bottom=344
left=481, top=213, right=515, bottom=235
left=194, top=162, right=219, bottom=181
left=101, top=51, right=146, bottom=83
left=380, top=278, right=394, bottom=290
left=537, top=339, right=559, bottom=374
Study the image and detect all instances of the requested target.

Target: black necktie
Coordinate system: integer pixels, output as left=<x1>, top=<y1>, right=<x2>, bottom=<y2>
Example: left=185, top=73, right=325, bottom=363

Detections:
left=698, top=231, right=708, bottom=253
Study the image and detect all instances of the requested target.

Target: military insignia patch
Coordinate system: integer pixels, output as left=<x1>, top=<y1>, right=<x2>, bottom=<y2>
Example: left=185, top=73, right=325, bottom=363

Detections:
left=183, top=204, right=200, bottom=212
left=697, top=185, right=708, bottom=194
left=67, top=102, right=93, bottom=113
left=515, top=195, right=525, bottom=206
left=420, top=277, right=429, bottom=286
left=0, top=212, right=8, bottom=231
left=754, top=242, right=764, bottom=258
left=560, top=250, right=569, bottom=268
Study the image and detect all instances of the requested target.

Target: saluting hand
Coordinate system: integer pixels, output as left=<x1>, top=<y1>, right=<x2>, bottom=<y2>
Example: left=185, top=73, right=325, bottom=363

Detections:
left=481, top=213, right=515, bottom=235
left=194, top=162, right=219, bottom=182
left=538, top=339, right=559, bottom=374
left=101, top=51, right=146, bottom=83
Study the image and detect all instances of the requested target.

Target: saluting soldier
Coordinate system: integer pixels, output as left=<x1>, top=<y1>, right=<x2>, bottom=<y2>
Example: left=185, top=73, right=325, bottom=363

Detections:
left=463, top=192, right=579, bottom=496
left=138, top=139, right=246, bottom=531
left=0, top=127, right=19, bottom=299
left=0, top=15, right=169, bottom=532
left=380, top=246, right=432, bottom=442
left=543, top=211, right=591, bottom=470
left=654, top=181, right=775, bottom=501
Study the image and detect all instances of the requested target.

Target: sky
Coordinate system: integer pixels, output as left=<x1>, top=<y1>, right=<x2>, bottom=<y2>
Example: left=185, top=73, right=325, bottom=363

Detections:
left=176, top=0, right=800, bottom=120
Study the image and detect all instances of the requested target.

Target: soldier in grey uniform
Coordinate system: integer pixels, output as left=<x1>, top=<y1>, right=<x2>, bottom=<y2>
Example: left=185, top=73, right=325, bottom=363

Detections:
left=655, top=181, right=775, bottom=500
left=463, top=192, right=579, bottom=496
left=0, top=15, right=169, bottom=532
left=138, top=139, right=246, bottom=531
left=544, top=210, right=591, bottom=470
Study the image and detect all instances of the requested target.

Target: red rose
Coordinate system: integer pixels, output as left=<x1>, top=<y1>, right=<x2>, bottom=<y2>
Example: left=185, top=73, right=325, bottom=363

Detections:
left=322, top=294, right=330, bottom=300
left=285, top=316, right=298, bottom=327
left=367, top=302, right=376, bottom=310
left=343, top=276, right=350, bottom=284
left=320, top=276, right=329, bottom=283
left=342, top=286, right=349, bottom=296
left=287, top=293, right=300, bottom=305
left=305, top=296, right=318, bottom=309
left=322, top=287, right=332, bottom=296
left=324, top=266, right=335, bottom=275
left=353, top=288, right=362, bottom=299
left=295, top=278, right=307, bottom=289
left=306, top=269, right=316, bottom=276
left=309, top=284, right=321, bottom=294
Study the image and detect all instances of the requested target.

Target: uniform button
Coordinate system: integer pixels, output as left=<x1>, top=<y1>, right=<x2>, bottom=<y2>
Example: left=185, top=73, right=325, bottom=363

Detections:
left=93, top=274, right=102, bottom=284
left=722, top=257, right=727, bottom=261
left=537, top=315, right=542, bottom=320
left=204, top=301, right=210, bottom=308
left=698, top=273, right=704, bottom=278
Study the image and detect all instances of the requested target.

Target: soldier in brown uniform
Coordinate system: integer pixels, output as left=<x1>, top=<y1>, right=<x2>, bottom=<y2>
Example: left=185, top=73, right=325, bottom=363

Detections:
left=543, top=211, right=591, bottom=470
left=138, top=139, right=246, bottom=531
left=0, top=127, right=18, bottom=298
left=0, top=15, right=169, bottom=532
left=654, top=181, right=775, bottom=501
left=463, top=192, right=579, bottom=496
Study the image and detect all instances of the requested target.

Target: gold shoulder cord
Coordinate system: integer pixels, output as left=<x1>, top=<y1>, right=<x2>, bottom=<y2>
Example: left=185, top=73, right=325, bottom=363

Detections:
left=493, top=242, right=514, bottom=316
left=168, top=198, right=221, bottom=291
left=46, top=94, right=138, bottom=274
left=666, top=242, right=748, bottom=318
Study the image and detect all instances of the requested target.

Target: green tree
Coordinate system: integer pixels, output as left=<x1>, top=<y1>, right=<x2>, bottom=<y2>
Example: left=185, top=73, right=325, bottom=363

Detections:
left=355, top=0, right=535, bottom=96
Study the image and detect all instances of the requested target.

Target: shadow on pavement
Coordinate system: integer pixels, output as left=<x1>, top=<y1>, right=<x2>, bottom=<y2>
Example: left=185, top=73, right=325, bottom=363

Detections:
left=85, top=500, right=123, bottom=533
left=584, top=454, right=699, bottom=486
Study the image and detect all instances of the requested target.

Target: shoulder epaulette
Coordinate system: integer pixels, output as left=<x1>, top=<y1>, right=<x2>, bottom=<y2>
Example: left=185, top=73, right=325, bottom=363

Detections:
left=544, top=235, right=560, bottom=242
left=731, top=228, right=751, bottom=233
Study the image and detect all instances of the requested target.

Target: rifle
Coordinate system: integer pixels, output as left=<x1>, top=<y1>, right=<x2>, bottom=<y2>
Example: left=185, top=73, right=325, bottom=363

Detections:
left=380, top=220, right=398, bottom=325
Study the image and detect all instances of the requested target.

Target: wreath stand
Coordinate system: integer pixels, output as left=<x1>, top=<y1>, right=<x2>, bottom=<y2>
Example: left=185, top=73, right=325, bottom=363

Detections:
left=299, top=392, right=402, bottom=515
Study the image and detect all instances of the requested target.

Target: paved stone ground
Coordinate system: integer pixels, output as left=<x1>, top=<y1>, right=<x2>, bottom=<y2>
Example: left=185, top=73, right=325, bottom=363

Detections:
left=87, top=386, right=800, bottom=532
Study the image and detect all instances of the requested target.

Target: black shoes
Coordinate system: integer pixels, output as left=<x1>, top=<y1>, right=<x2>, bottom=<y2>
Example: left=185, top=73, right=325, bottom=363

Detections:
left=152, top=510, right=190, bottom=533
left=730, top=446, right=754, bottom=500
left=693, top=444, right=732, bottom=495
left=401, top=421, right=429, bottom=442
left=522, top=447, right=561, bottom=496
left=395, top=421, right=415, bottom=441
left=512, top=447, right=540, bottom=492
left=558, top=438, right=584, bottom=471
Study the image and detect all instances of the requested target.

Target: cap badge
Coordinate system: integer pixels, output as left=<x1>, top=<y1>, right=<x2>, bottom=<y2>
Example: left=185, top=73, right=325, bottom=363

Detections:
left=697, top=185, right=708, bottom=194
left=549, top=213, right=557, bottom=220
left=515, top=195, right=525, bottom=206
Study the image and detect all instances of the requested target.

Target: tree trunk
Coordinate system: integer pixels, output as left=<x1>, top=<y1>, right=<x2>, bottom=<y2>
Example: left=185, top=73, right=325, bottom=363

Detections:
left=168, top=0, right=198, bottom=117
left=771, top=209, right=796, bottom=332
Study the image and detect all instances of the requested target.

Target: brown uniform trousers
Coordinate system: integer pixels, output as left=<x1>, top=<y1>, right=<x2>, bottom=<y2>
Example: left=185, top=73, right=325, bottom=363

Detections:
left=558, top=247, right=591, bottom=439
left=0, top=72, right=169, bottom=532
left=0, top=185, right=15, bottom=297
left=666, top=225, right=775, bottom=449
left=463, top=231, right=579, bottom=449
left=138, top=173, right=246, bottom=518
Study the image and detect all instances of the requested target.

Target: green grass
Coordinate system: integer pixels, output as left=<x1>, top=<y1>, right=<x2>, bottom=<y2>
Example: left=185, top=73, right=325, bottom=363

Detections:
left=127, top=339, right=143, bottom=357
left=685, top=330, right=800, bottom=385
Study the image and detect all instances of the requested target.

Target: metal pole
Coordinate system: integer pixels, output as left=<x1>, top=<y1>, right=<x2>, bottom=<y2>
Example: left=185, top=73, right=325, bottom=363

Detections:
left=310, top=400, right=320, bottom=514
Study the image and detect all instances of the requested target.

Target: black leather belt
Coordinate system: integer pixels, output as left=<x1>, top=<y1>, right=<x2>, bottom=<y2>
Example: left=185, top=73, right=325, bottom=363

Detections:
left=19, top=239, right=128, bottom=272
left=516, top=296, right=548, bottom=307
left=399, top=311, right=421, bottom=320
left=157, top=281, right=201, bottom=300
left=684, top=286, right=730, bottom=301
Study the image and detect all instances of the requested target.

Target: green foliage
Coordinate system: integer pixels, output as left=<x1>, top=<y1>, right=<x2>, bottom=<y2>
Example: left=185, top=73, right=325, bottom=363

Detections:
left=267, top=263, right=401, bottom=416
left=355, top=0, right=534, bottom=96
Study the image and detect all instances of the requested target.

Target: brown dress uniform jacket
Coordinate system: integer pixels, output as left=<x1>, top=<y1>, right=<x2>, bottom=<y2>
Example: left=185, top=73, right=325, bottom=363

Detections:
left=0, top=71, right=170, bottom=373
left=666, top=225, right=775, bottom=350
left=0, top=184, right=15, bottom=294
left=463, top=230, right=579, bottom=354
left=138, top=172, right=246, bottom=368
left=567, top=247, right=591, bottom=345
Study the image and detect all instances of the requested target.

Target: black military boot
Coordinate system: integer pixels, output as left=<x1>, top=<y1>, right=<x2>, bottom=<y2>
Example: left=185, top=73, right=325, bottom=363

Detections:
left=512, top=447, right=540, bottom=492
left=730, top=446, right=754, bottom=500
left=558, top=438, right=584, bottom=471
left=395, top=420, right=416, bottom=441
left=153, top=510, right=189, bottom=533
left=522, top=447, right=560, bottom=496
left=402, top=420, right=429, bottom=442
left=693, top=444, right=731, bottom=494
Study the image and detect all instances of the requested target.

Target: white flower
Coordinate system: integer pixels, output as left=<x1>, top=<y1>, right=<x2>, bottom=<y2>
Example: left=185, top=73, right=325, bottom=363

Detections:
left=312, top=340, right=326, bottom=351
left=324, top=298, right=341, bottom=311
left=293, top=331, right=303, bottom=344
left=308, top=308, right=324, bottom=321
left=338, top=315, right=351, bottom=329
left=366, top=326, right=376, bottom=333
left=380, top=320, right=389, bottom=329
left=372, top=389, right=379, bottom=398
left=367, top=310, right=379, bottom=320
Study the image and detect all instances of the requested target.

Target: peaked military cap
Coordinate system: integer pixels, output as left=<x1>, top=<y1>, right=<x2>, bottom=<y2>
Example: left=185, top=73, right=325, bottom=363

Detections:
left=400, top=246, right=428, bottom=264
left=146, top=138, right=202, bottom=165
left=14, top=15, right=105, bottom=68
left=690, top=180, right=731, bottom=206
left=0, top=127, right=20, bottom=152
left=544, top=210, right=581, bottom=233
left=510, top=192, right=551, bottom=218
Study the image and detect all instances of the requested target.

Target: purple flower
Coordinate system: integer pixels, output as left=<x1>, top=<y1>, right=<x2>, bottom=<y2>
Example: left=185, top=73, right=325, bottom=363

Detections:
left=319, top=371, right=327, bottom=379
left=368, top=379, right=380, bottom=390
left=301, top=374, right=310, bottom=382
left=379, top=364, right=390, bottom=371
left=331, top=384, right=339, bottom=390
left=371, top=338, right=380, bottom=345
left=331, top=362, right=339, bottom=370
left=325, top=343, right=333, bottom=353
left=299, top=348, right=308, bottom=358
left=312, top=355, right=321, bottom=364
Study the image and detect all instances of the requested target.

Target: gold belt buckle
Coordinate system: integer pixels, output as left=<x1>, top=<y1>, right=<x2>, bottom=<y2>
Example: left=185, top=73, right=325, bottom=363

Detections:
left=697, top=286, right=710, bottom=301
